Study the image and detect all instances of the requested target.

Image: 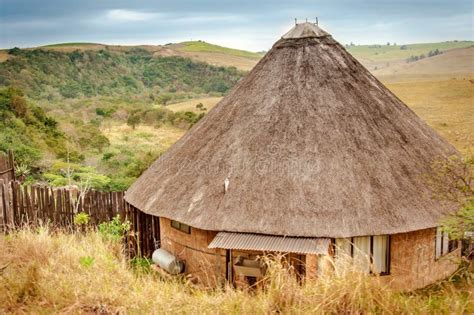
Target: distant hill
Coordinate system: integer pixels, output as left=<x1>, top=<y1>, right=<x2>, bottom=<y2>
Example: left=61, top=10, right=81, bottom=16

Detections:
left=374, top=46, right=474, bottom=81
left=168, top=41, right=262, bottom=59
left=166, top=41, right=262, bottom=71
left=346, top=41, right=474, bottom=72
left=2, top=39, right=471, bottom=73
left=0, top=47, right=244, bottom=100
left=346, top=41, right=473, bottom=61
left=0, top=40, right=263, bottom=71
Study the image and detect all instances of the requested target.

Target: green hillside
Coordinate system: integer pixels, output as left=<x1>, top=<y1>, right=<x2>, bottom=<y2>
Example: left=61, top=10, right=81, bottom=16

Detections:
left=346, top=41, right=474, bottom=61
left=0, top=87, right=69, bottom=167
left=0, top=46, right=246, bottom=190
left=0, top=47, right=244, bottom=100
left=42, top=42, right=102, bottom=47
left=171, top=40, right=262, bottom=59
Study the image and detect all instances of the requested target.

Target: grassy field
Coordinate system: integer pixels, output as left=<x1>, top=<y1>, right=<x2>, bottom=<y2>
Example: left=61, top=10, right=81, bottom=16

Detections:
left=101, top=122, right=185, bottom=153
left=376, top=47, right=474, bottom=80
left=0, top=228, right=472, bottom=314
left=171, top=41, right=262, bottom=59
left=167, top=41, right=262, bottom=71
left=347, top=41, right=473, bottom=62
left=385, top=77, right=474, bottom=155
left=165, top=96, right=222, bottom=113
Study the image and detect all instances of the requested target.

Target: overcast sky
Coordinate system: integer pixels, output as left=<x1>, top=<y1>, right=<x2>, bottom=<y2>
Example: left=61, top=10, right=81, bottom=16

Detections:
left=0, top=0, right=472, bottom=51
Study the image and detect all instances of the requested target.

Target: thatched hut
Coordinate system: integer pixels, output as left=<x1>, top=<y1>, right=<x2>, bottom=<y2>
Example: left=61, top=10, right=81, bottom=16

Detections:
left=125, top=22, right=461, bottom=289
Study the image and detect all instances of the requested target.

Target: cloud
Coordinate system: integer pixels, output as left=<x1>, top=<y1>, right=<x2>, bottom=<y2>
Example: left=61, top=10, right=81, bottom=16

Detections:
left=105, top=9, right=159, bottom=22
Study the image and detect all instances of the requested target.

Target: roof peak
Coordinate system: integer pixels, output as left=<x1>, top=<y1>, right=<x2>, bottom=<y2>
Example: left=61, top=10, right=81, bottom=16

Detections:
left=282, top=22, right=330, bottom=39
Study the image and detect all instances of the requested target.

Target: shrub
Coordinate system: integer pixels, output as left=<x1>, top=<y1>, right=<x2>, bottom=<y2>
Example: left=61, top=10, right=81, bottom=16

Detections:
left=95, top=107, right=116, bottom=117
left=79, top=256, right=94, bottom=268
left=127, top=114, right=141, bottom=129
left=98, top=215, right=131, bottom=241
left=130, top=256, right=153, bottom=274
left=74, top=212, right=90, bottom=226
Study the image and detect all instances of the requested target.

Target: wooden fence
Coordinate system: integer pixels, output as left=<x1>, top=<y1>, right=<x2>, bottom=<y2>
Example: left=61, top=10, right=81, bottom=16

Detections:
left=0, top=180, right=160, bottom=257
left=0, top=151, right=15, bottom=183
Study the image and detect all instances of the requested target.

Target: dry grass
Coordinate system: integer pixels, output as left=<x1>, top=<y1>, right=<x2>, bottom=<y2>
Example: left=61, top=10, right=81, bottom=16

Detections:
left=375, top=47, right=474, bottom=80
left=385, top=77, right=474, bottom=155
left=178, top=52, right=258, bottom=71
left=0, top=228, right=472, bottom=314
left=101, top=122, right=185, bottom=153
left=165, top=97, right=223, bottom=113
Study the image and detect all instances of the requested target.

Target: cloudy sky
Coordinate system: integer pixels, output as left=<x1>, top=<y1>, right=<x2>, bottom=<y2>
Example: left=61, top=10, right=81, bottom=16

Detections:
left=0, top=0, right=472, bottom=51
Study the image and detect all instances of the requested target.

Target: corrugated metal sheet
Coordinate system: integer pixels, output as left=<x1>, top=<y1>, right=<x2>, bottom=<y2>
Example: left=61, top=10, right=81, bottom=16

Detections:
left=208, top=232, right=330, bottom=255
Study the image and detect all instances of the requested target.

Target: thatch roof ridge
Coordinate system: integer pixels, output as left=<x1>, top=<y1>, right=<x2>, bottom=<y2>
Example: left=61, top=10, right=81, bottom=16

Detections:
left=125, top=24, right=459, bottom=238
left=282, top=22, right=329, bottom=39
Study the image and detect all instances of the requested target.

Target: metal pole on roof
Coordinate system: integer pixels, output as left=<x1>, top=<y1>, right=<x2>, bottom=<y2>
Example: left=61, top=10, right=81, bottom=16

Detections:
left=295, top=18, right=297, bottom=25
left=316, top=17, right=319, bottom=25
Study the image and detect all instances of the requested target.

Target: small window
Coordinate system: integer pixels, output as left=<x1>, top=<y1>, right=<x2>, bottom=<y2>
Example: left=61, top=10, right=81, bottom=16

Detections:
left=435, top=227, right=457, bottom=259
left=171, top=220, right=191, bottom=234
left=335, top=235, right=390, bottom=275
left=246, top=276, right=257, bottom=287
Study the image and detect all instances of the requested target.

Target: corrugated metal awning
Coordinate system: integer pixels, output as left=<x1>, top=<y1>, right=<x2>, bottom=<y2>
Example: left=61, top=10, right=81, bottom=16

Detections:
left=208, top=232, right=330, bottom=255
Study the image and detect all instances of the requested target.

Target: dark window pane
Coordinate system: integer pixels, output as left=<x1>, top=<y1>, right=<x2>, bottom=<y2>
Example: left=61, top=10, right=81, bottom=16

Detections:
left=180, top=223, right=191, bottom=234
left=448, top=239, right=458, bottom=252
left=171, top=220, right=180, bottom=229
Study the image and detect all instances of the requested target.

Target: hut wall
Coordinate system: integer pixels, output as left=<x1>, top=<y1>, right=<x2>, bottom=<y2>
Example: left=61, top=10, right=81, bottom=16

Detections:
left=159, top=217, right=225, bottom=286
left=159, top=217, right=308, bottom=286
left=159, top=219, right=459, bottom=290
left=381, top=228, right=461, bottom=290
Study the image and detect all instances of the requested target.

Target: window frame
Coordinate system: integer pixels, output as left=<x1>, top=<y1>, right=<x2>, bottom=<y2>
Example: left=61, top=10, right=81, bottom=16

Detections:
left=435, top=227, right=458, bottom=260
left=170, top=220, right=191, bottom=234
left=335, top=235, right=391, bottom=276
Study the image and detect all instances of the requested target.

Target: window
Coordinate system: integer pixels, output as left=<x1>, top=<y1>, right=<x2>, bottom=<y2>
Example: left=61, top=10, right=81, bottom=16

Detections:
left=435, top=227, right=457, bottom=259
left=335, top=235, right=390, bottom=275
left=171, top=220, right=191, bottom=234
left=372, top=235, right=389, bottom=274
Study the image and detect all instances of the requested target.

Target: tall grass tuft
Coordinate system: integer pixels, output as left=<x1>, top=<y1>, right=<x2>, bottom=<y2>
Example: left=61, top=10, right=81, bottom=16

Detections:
left=0, top=227, right=472, bottom=314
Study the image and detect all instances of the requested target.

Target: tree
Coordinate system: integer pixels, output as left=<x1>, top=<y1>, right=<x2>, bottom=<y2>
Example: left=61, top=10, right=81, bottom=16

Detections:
left=10, top=94, right=28, bottom=118
left=195, top=103, right=207, bottom=111
left=157, top=93, right=173, bottom=105
left=426, top=155, right=473, bottom=241
left=127, top=114, right=141, bottom=130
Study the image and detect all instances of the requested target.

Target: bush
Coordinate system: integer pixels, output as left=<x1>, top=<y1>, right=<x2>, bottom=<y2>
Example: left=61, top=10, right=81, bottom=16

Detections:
left=127, top=114, right=141, bottom=129
left=79, top=256, right=95, bottom=268
left=74, top=212, right=91, bottom=226
left=98, top=215, right=131, bottom=241
left=130, top=256, right=153, bottom=274
left=95, top=107, right=116, bottom=117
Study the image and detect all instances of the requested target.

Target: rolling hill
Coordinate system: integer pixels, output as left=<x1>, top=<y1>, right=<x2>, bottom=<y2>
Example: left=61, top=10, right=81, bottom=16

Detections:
left=0, top=47, right=244, bottom=100
left=374, top=46, right=474, bottom=81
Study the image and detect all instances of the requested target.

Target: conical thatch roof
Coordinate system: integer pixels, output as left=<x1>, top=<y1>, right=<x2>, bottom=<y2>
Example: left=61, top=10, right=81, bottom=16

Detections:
left=125, top=22, right=458, bottom=238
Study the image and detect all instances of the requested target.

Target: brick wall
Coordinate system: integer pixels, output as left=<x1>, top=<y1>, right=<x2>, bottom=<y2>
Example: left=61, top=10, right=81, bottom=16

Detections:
left=381, top=228, right=461, bottom=290
left=159, top=217, right=224, bottom=286
left=159, top=217, right=460, bottom=290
